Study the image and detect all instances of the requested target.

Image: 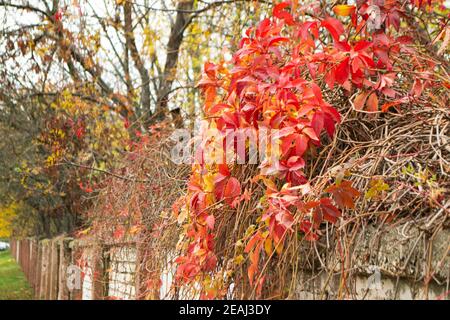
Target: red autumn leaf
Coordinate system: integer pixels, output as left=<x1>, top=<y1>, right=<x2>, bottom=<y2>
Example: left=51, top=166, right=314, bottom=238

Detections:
left=223, top=177, right=241, bottom=207
left=311, top=111, right=324, bottom=137
left=299, top=220, right=319, bottom=241
left=335, top=40, right=351, bottom=52
left=208, top=103, right=231, bottom=115
left=322, top=105, right=341, bottom=122
left=218, top=163, right=231, bottom=179
left=75, top=126, right=84, bottom=139
left=176, top=261, right=200, bottom=281
left=190, top=191, right=206, bottom=213
left=256, top=18, right=271, bottom=38
left=268, top=36, right=290, bottom=47
left=54, top=9, right=63, bottom=22
left=280, top=132, right=309, bottom=159
left=410, top=79, right=424, bottom=97
left=302, top=127, right=319, bottom=141
left=295, top=133, right=310, bottom=155
left=197, top=73, right=218, bottom=88
left=387, top=8, right=401, bottom=31
left=204, top=253, right=217, bottom=271
left=314, top=198, right=341, bottom=224
left=311, top=82, right=325, bottom=103
left=275, top=210, right=295, bottom=230
left=205, top=215, right=215, bottom=230
left=325, top=180, right=360, bottom=209
left=123, top=118, right=130, bottom=129
left=321, top=16, right=344, bottom=42
left=335, top=57, right=350, bottom=85
left=322, top=115, right=334, bottom=137
left=187, top=177, right=203, bottom=192
left=203, top=61, right=217, bottom=78
left=113, top=226, right=125, bottom=240
left=79, top=182, right=93, bottom=193
left=324, top=67, right=336, bottom=89
left=354, top=40, right=372, bottom=52
left=273, top=2, right=290, bottom=16
left=273, top=2, right=294, bottom=25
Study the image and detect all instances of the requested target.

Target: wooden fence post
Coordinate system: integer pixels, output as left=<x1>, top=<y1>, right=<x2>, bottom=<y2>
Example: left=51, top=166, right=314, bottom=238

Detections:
left=92, top=244, right=107, bottom=300
left=39, top=240, right=48, bottom=299
left=49, top=239, right=59, bottom=299
left=58, top=237, right=73, bottom=300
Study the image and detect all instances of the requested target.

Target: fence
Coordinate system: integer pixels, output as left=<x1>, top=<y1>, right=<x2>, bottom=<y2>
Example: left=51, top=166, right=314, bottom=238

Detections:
left=9, top=237, right=144, bottom=300
left=10, top=221, right=450, bottom=300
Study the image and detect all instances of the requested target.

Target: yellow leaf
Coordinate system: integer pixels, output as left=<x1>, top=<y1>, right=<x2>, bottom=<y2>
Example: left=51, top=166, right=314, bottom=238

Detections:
left=129, top=225, right=141, bottom=235
left=203, top=173, right=215, bottom=193
left=78, top=227, right=91, bottom=236
left=333, top=5, right=356, bottom=17
left=177, top=207, right=188, bottom=224
left=275, top=241, right=284, bottom=255
left=264, top=238, right=272, bottom=255
left=365, top=179, right=389, bottom=200
left=234, top=255, right=245, bottom=265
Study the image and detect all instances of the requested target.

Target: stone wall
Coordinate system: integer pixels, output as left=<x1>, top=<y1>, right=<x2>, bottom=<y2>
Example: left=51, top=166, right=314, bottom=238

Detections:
left=293, top=223, right=449, bottom=300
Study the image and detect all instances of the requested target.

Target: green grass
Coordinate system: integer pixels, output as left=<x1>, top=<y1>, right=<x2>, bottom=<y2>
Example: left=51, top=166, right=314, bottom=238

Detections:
left=0, top=250, right=33, bottom=300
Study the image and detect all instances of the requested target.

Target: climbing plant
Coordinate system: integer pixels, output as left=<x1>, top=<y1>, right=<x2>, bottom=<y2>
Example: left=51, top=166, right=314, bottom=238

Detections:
left=172, top=0, right=446, bottom=299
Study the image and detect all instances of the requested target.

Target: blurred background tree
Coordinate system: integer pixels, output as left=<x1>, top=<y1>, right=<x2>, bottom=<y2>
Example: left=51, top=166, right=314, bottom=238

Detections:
left=0, top=0, right=270, bottom=237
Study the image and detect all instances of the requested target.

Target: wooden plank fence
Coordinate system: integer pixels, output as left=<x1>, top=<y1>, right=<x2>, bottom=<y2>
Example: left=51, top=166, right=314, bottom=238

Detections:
left=10, top=237, right=140, bottom=300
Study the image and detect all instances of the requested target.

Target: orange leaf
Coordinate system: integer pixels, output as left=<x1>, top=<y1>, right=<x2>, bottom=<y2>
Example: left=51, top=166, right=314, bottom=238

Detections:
left=224, top=177, right=241, bottom=207
left=353, top=91, right=370, bottom=111
left=245, top=232, right=262, bottom=253
left=381, top=100, right=402, bottom=112
left=366, top=92, right=379, bottom=112
left=256, top=275, right=266, bottom=298
left=247, top=243, right=262, bottom=285
left=248, top=263, right=257, bottom=286
left=333, top=5, right=356, bottom=17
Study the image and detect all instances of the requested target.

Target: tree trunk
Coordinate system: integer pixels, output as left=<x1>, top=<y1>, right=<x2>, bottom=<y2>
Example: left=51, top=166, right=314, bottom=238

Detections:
left=154, top=0, right=194, bottom=122
left=124, top=2, right=152, bottom=117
